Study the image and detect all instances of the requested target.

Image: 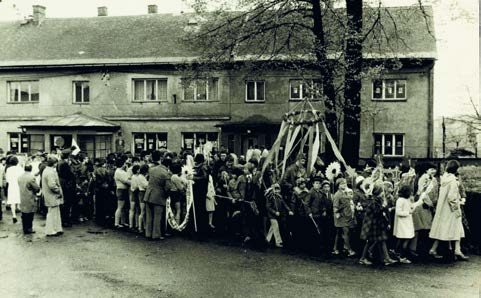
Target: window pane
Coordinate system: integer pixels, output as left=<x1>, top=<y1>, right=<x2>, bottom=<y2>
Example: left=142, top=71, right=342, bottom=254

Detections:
left=184, top=81, right=195, bottom=101
left=384, top=134, right=393, bottom=155
left=256, top=81, right=265, bottom=100
left=374, top=134, right=382, bottom=155
left=30, top=81, right=39, bottom=101
left=246, top=82, right=255, bottom=100
left=134, top=80, right=145, bottom=101
left=395, top=135, right=403, bottom=156
left=385, top=80, right=395, bottom=99
left=290, top=80, right=302, bottom=99
left=20, top=82, right=30, bottom=102
left=158, top=80, right=167, bottom=100
left=146, top=133, right=156, bottom=151
left=196, top=80, right=207, bottom=101
left=196, top=133, right=207, bottom=146
left=30, top=134, right=45, bottom=152
left=10, top=83, right=19, bottom=102
left=146, top=80, right=157, bottom=100
left=396, top=80, right=406, bottom=99
left=133, top=133, right=145, bottom=154
left=157, top=133, right=167, bottom=149
left=183, top=133, right=194, bottom=150
left=209, top=78, right=218, bottom=101
left=227, top=134, right=235, bottom=152
left=82, top=82, right=90, bottom=102
left=9, top=133, right=19, bottom=152
left=373, top=80, right=382, bottom=99
left=207, top=132, right=218, bottom=148
left=75, top=83, right=83, bottom=103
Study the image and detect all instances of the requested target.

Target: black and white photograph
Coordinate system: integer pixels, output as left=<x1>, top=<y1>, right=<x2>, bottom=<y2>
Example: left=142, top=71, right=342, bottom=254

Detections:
left=0, top=0, right=479, bottom=297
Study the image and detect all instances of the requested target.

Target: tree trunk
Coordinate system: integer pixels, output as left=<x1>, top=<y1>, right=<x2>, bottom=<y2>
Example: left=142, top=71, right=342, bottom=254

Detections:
left=312, top=0, right=338, bottom=163
left=341, top=0, right=363, bottom=167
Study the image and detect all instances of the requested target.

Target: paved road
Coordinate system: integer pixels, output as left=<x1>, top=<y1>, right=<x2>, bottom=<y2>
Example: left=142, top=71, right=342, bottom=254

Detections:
left=0, top=213, right=479, bottom=298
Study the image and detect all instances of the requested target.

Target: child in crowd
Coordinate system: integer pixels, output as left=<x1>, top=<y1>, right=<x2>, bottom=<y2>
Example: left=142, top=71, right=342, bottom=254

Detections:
left=265, top=183, right=292, bottom=247
left=333, top=178, right=356, bottom=256
left=393, top=184, right=423, bottom=264
left=170, top=162, right=188, bottom=224
left=128, top=165, right=140, bottom=230
left=359, top=181, right=396, bottom=266
left=137, top=164, right=149, bottom=233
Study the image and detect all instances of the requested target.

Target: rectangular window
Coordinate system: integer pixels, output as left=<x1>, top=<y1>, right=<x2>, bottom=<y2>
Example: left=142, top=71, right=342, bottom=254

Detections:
left=182, top=78, right=219, bottom=101
left=373, top=134, right=404, bottom=157
left=371, top=79, right=407, bottom=100
left=133, top=79, right=167, bottom=102
left=8, top=81, right=39, bottom=103
left=290, top=79, right=322, bottom=100
left=73, top=81, right=90, bottom=103
left=78, top=135, right=112, bottom=159
left=182, top=132, right=219, bottom=151
left=245, top=81, right=265, bottom=102
left=132, top=133, right=168, bottom=155
left=8, top=133, right=44, bottom=153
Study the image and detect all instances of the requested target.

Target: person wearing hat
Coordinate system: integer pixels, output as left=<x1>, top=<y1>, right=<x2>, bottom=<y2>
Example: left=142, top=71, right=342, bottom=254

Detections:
left=265, top=183, right=292, bottom=248
left=359, top=181, right=395, bottom=265
left=42, top=157, right=64, bottom=236
left=290, top=177, right=311, bottom=252
left=351, top=175, right=370, bottom=253
left=332, top=177, right=356, bottom=256
left=308, top=177, right=334, bottom=255
left=57, top=150, right=77, bottom=227
left=283, top=154, right=307, bottom=194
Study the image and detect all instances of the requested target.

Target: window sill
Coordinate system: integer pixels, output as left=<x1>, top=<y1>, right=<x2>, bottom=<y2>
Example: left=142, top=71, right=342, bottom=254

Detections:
left=382, top=155, right=404, bottom=158
left=7, top=101, right=39, bottom=104
left=182, top=100, right=220, bottom=103
left=371, top=98, right=407, bottom=102
left=245, top=100, right=265, bottom=103
left=73, top=102, right=90, bottom=105
left=131, top=100, right=169, bottom=103
left=289, top=98, right=322, bottom=102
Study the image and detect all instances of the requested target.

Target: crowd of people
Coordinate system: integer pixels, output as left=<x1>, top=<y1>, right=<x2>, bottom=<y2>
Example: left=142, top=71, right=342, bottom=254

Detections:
left=0, top=145, right=471, bottom=266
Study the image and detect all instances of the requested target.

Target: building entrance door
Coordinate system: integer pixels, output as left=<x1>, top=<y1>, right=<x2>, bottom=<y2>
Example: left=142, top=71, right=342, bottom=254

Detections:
left=241, top=134, right=258, bottom=155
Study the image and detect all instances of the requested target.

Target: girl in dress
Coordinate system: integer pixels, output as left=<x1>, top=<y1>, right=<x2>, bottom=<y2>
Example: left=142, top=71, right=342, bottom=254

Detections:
left=393, top=184, right=423, bottom=263
left=5, top=156, right=23, bottom=223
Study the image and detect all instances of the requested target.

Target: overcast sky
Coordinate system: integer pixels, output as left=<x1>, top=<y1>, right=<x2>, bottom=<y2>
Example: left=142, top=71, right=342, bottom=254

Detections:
left=0, top=0, right=478, bottom=118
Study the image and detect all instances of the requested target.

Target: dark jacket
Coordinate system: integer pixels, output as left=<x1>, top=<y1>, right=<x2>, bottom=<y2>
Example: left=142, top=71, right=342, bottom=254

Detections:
left=18, top=172, right=40, bottom=213
left=309, top=188, right=333, bottom=218
left=266, top=193, right=291, bottom=219
left=144, top=164, right=172, bottom=206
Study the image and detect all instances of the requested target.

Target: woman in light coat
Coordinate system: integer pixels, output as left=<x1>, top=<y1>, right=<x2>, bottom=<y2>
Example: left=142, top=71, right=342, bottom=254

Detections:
left=5, top=156, right=23, bottom=223
left=42, top=157, right=64, bottom=236
left=429, top=160, right=467, bottom=260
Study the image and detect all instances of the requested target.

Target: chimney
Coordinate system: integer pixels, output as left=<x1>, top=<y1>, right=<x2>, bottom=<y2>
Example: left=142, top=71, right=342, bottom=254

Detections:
left=32, top=5, right=46, bottom=25
left=148, top=4, right=158, bottom=14
left=98, top=6, right=108, bottom=17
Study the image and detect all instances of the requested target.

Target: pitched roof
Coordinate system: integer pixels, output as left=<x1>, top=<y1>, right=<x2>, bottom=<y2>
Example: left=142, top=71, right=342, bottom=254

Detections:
left=0, top=6, right=436, bottom=68
left=20, top=112, right=119, bottom=130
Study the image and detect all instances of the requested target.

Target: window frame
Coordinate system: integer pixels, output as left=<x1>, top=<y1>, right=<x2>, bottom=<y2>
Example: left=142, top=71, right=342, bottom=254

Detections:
left=371, top=79, right=407, bottom=101
left=132, top=132, right=168, bottom=154
left=132, top=78, right=168, bottom=102
left=181, top=132, right=219, bottom=150
left=182, top=78, right=219, bottom=102
left=8, top=133, right=45, bottom=153
left=289, top=78, right=322, bottom=101
left=245, top=80, right=265, bottom=103
left=72, top=80, right=90, bottom=104
left=373, top=133, right=404, bottom=157
left=7, top=80, right=40, bottom=103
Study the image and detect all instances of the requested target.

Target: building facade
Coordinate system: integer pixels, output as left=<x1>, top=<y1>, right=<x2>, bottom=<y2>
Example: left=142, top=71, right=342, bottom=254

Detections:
left=0, top=5, right=436, bottom=163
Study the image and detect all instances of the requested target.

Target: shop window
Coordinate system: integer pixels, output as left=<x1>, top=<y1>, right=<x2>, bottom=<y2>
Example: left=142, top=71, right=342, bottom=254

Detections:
left=182, top=132, right=218, bottom=151
left=8, top=133, right=44, bottom=153
left=132, top=133, right=168, bottom=155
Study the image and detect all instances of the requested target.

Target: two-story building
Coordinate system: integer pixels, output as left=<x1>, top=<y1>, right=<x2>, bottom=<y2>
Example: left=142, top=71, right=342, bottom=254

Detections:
left=0, top=5, right=436, bottom=164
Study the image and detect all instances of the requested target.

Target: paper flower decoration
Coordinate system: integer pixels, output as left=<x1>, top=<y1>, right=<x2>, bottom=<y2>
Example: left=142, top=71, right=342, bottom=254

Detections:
left=325, top=161, right=341, bottom=181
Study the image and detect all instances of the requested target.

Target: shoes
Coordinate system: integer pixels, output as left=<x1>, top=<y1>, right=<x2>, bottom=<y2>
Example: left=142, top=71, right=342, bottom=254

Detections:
left=429, top=250, right=443, bottom=259
left=275, top=243, right=284, bottom=248
left=347, top=250, right=356, bottom=257
left=24, top=230, right=36, bottom=235
left=209, top=224, right=216, bottom=229
left=454, top=252, right=469, bottom=261
left=12, top=217, right=17, bottom=224
left=359, top=258, right=373, bottom=265
left=383, top=258, right=397, bottom=266
left=399, top=257, right=412, bottom=264
left=331, top=250, right=340, bottom=255
left=56, top=231, right=64, bottom=236
left=159, top=236, right=165, bottom=240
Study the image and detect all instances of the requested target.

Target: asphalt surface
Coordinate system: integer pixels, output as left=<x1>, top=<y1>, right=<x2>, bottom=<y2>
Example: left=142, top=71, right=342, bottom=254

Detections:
left=0, top=212, right=479, bottom=298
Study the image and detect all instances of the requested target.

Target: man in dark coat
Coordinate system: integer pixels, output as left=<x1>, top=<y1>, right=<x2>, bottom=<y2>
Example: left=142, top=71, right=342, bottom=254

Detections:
left=144, top=150, right=172, bottom=240
left=18, top=164, right=40, bottom=234
left=57, top=151, right=77, bottom=227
